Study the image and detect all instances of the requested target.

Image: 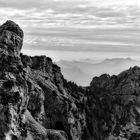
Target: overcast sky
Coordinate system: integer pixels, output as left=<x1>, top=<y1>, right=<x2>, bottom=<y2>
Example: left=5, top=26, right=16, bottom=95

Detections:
left=1, top=0, right=140, bottom=61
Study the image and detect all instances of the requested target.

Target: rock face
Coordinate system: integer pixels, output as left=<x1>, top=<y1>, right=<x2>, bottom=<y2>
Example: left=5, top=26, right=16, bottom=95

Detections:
left=86, top=68, right=140, bottom=140
left=0, top=20, right=27, bottom=140
left=0, top=20, right=86, bottom=140
left=20, top=54, right=86, bottom=140
left=0, top=20, right=140, bottom=140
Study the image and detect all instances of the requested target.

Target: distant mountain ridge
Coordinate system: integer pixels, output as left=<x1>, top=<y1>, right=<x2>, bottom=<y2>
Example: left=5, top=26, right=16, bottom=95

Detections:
left=58, top=58, right=140, bottom=86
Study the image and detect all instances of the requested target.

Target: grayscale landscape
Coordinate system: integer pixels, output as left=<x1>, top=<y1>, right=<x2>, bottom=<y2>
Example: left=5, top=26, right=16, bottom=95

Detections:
left=0, top=0, right=140, bottom=140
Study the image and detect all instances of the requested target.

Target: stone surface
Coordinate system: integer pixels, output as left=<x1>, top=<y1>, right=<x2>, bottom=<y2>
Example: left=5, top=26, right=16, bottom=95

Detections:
left=20, top=54, right=86, bottom=140
left=0, top=20, right=23, bottom=57
left=86, top=67, right=140, bottom=140
left=0, top=20, right=140, bottom=140
left=0, top=21, right=69, bottom=140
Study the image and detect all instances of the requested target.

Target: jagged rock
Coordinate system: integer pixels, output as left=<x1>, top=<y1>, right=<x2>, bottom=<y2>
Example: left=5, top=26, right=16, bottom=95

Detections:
left=21, top=54, right=86, bottom=140
left=1, top=20, right=140, bottom=140
left=0, top=21, right=28, bottom=140
left=86, top=66, right=140, bottom=140
left=0, top=21, right=70, bottom=140
left=0, top=20, right=23, bottom=57
left=0, top=20, right=23, bottom=38
left=0, top=20, right=85, bottom=140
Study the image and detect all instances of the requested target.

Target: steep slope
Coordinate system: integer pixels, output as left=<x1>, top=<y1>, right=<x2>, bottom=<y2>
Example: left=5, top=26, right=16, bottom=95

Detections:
left=20, top=54, right=86, bottom=140
left=86, top=67, right=140, bottom=140
left=0, top=20, right=86, bottom=140
left=0, top=20, right=140, bottom=140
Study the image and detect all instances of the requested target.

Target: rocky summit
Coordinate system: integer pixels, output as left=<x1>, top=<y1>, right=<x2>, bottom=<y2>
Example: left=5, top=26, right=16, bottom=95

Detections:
left=0, top=20, right=140, bottom=140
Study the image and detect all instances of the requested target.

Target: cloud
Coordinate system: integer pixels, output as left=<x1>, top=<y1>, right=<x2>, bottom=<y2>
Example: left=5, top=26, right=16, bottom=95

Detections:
left=22, top=27, right=140, bottom=54
left=1, top=0, right=140, bottom=58
left=0, top=0, right=51, bottom=9
left=1, top=0, right=140, bottom=29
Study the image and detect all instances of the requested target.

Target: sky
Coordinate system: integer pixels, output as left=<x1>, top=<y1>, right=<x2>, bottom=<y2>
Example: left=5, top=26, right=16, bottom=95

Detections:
left=1, top=0, right=140, bottom=61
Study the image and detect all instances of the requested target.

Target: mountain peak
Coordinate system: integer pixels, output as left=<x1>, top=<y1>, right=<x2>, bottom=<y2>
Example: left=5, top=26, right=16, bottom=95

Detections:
left=0, top=20, right=24, bottom=38
left=0, top=20, right=23, bottom=57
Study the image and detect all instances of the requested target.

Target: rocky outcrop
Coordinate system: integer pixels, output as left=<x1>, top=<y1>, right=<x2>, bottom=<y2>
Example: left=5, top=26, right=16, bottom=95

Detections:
left=20, top=54, right=86, bottom=140
left=86, top=67, right=140, bottom=140
left=0, top=20, right=140, bottom=140
left=0, top=20, right=28, bottom=140
left=0, top=20, right=86, bottom=140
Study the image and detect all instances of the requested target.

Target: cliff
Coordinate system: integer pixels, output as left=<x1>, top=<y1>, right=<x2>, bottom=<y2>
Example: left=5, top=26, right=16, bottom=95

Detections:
left=86, top=67, right=140, bottom=140
left=0, top=20, right=140, bottom=140
left=0, top=20, right=86, bottom=140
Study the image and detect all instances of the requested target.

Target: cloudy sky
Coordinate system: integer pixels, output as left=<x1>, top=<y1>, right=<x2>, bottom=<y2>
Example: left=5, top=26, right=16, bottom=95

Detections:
left=1, top=0, right=140, bottom=61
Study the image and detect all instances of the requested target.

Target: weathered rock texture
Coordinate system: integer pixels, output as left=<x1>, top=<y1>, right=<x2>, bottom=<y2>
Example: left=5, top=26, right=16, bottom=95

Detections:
left=20, top=54, right=86, bottom=140
left=86, top=68, right=140, bottom=140
left=0, top=20, right=140, bottom=140
left=0, top=20, right=86, bottom=140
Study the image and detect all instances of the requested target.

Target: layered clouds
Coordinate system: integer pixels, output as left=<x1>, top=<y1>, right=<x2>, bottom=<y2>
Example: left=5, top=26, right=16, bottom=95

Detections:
left=1, top=0, right=140, bottom=58
left=1, top=0, right=140, bottom=28
left=1, top=0, right=140, bottom=85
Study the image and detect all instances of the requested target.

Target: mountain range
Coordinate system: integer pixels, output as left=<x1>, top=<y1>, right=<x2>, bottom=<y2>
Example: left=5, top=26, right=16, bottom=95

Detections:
left=58, top=58, right=140, bottom=86
left=0, top=20, right=140, bottom=140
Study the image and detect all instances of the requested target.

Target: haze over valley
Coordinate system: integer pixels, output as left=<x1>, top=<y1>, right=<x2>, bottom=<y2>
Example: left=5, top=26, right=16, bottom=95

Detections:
left=1, top=0, right=140, bottom=85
